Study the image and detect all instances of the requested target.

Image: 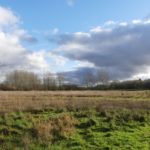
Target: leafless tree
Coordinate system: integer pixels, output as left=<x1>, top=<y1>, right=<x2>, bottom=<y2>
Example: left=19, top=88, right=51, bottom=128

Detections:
left=43, top=72, right=56, bottom=90
left=57, top=73, right=65, bottom=89
left=96, top=69, right=109, bottom=85
left=83, top=70, right=96, bottom=87
left=5, top=70, right=41, bottom=90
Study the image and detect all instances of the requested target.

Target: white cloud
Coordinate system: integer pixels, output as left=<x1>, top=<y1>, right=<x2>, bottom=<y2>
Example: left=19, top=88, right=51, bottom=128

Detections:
left=132, top=19, right=142, bottom=24
left=27, top=51, right=49, bottom=71
left=0, top=6, right=79, bottom=77
left=90, top=26, right=111, bottom=33
left=0, top=7, right=26, bottom=69
left=0, top=7, right=18, bottom=29
left=119, top=22, right=128, bottom=26
left=76, top=60, right=95, bottom=68
left=144, top=19, right=150, bottom=24
left=51, top=18, right=150, bottom=80
left=48, top=52, right=68, bottom=67
left=90, top=26, right=103, bottom=33
left=0, top=6, right=50, bottom=77
left=104, top=20, right=116, bottom=26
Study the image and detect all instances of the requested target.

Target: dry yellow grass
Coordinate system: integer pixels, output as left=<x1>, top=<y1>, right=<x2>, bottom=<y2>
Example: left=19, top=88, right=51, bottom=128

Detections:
left=0, top=91, right=150, bottom=113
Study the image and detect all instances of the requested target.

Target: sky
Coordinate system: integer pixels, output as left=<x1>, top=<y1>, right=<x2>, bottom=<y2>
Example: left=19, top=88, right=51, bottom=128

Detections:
left=0, top=0, right=150, bottom=81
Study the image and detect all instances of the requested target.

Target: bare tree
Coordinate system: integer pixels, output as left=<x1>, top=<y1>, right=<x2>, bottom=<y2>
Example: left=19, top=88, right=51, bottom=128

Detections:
left=96, top=69, right=109, bottom=85
left=83, top=70, right=96, bottom=87
left=5, top=70, right=41, bottom=90
left=57, top=73, right=65, bottom=89
left=43, top=72, right=56, bottom=90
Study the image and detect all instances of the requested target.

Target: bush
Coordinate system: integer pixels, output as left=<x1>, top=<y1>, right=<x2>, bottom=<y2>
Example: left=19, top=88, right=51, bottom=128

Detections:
left=32, top=114, right=78, bottom=143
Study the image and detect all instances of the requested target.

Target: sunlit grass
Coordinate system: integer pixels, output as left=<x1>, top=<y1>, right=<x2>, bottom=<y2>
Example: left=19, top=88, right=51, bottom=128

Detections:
left=0, top=91, right=149, bottom=149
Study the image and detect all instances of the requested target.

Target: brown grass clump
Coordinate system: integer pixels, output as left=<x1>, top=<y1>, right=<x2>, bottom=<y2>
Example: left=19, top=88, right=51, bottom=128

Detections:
left=32, top=114, right=78, bottom=142
left=22, top=134, right=31, bottom=150
left=53, top=114, right=78, bottom=137
left=33, top=121, right=53, bottom=141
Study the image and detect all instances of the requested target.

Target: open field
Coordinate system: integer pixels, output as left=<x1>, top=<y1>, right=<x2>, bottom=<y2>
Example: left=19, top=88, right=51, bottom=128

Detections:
left=0, top=91, right=150, bottom=149
left=0, top=90, right=150, bottom=113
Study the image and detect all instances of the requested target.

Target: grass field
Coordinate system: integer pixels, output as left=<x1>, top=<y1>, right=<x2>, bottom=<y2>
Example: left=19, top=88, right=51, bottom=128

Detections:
left=0, top=91, right=150, bottom=149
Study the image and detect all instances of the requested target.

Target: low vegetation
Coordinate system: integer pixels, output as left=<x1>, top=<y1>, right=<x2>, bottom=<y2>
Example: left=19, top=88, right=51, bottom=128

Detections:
left=0, top=91, right=150, bottom=113
left=0, top=91, right=149, bottom=149
left=0, top=109, right=149, bottom=149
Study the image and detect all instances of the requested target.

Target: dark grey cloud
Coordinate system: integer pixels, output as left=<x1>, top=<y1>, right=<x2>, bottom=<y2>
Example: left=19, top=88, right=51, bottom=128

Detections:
left=51, top=20, right=150, bottom=80
left=62, top=67, right=97, bottom=85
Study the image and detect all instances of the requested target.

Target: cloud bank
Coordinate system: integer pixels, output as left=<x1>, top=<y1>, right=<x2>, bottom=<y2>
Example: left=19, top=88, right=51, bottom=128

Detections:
left=1, top=5, right=150, bottom=83
left=51, top=19, right=150, bottom=80
left=0, top=6, right=50, bottom=79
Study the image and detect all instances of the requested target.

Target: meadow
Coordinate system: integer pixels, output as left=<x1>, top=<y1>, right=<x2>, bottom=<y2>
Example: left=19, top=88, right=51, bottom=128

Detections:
left=0, top=91, right=149, bottom=149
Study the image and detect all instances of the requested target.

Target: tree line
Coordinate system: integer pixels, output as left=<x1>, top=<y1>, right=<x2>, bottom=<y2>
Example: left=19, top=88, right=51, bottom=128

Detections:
left=0, top=70, right=60, bottom=91
left=0, top=70, right=150, bottom=90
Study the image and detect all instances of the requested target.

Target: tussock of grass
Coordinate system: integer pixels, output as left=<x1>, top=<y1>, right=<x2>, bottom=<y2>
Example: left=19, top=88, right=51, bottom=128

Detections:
left=32, top=114, right=78, bottom=143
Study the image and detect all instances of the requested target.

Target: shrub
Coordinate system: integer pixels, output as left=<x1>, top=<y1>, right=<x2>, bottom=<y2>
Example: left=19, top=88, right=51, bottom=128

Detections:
left=32, top=114, right=78, bottom=143
left=32, top=121, right=53, bottom=142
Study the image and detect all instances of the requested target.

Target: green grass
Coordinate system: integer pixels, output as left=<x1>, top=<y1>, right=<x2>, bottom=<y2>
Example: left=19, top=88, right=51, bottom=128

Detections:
left=0, top=108, right=149, bottom=150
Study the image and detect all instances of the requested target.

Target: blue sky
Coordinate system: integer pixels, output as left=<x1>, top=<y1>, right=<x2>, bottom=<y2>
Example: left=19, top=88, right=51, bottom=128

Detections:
left=1, top=0, right=150, bottom=32
left=0, top=0, right=150, bottom=80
